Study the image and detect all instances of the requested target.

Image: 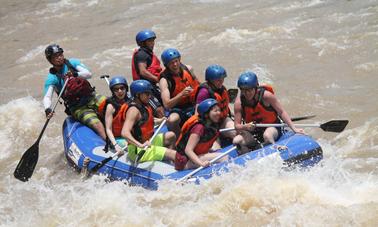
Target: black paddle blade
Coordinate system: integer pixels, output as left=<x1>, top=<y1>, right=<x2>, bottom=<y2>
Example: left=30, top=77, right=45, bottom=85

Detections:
left=320, top=120, right=349, bottom=132
left=90, top=156, right=113, bottom=173
left=291, top=115, right=316, bottom=121
left=14, top=142, right=39, bottom=182
left=228, top=89, right=238, bottom=103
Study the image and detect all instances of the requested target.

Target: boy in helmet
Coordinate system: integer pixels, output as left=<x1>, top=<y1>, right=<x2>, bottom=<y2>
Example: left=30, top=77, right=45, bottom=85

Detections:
left=131, top=29, right=164, bottom=118
left=233, top=71, right=304, bottom=153
left=122, top=80, right=177, bottom=163
left=43, top=44, right=107, bottom=140
left=159, top=48, right=200, bottom=137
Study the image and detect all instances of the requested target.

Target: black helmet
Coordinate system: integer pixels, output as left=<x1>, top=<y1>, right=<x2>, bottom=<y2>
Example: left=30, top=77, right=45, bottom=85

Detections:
left=45, top=44, right=63, bottom=61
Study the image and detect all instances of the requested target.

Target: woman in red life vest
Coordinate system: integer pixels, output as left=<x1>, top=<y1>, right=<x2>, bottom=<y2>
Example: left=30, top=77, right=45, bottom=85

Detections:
left=195, top=64, right=236, bottom=149
left=102, top=76, right=130, bottom=155
left=175, top=99, right=228, bottom=170
left=159, top=48, right=200, bottom=137
left=122, top=80, right=177, bottom=163
left=233, top=71, right=304, bottom=154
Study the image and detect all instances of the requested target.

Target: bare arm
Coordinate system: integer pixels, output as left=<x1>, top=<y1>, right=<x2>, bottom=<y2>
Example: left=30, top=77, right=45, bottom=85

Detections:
left=184, top=133, right=206, bottom=167
left=234, top=93, right=253, bottom=131
left=121, top=106, right=144, bottom=148
left=104, top=104, right=116, bottom=145
left=138, top=62, right=158, bottom=83
left=159, top=78, right=191, bottom=109
left=43, top=85, right=54, bottom=109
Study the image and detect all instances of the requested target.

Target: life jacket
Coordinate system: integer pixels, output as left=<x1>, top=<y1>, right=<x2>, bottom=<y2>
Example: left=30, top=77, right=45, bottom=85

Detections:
left=127, top=102, right=154, bottom=143
left=196, top=82, right=230, bottom=119
left=160, top=64, right=200, bottom=109
left=241, top=84, right=280, bottom=124
left=176, top=115, right=219, bottom=156
left=60, top=59, right=94, bottom=108
left=98, top=97, right=129, bottom=137
left=131, top=48, right=162, bottom=81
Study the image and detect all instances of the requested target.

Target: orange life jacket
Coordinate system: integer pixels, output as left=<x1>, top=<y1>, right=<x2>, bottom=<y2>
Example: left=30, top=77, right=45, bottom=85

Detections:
left=196, top=82, right=230, bottom=119
left=160, top=64, right=200, bottom=109
left=127, top=102, right=154, bottom=143
left=97, top=97, right=129, bottom=137
left=131, top=48, right=162, bottom=81
left=176, top=115, right=219, bottom=156
left=241, top=85, right=280, bottom=124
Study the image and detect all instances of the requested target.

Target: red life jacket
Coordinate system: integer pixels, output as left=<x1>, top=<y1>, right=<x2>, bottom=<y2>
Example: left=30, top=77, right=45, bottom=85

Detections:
left=241, top=85, right=280, bottom=124
left=176, top=115, right=219, bottom=156
left=196, top=82, right=230, bottom=119
left=160, top=64, right=200, bottom=108
left=111, top=103, right=129, bottom=137
left=131, top=48, right=162, bottom=81
left=127, top=102, right=154, bottom=143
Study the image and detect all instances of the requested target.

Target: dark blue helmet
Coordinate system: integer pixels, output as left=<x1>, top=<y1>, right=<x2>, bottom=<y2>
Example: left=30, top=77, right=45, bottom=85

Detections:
left=136, top=29, right=156, bottom=46
left=197, top=98, right=218, bottom=117
left=237, top=71, right=258, bottom=89
left=130, top=80, right=152, bottom=97
left=45, top=44, right=63, bottom=61
left=161, top=48, right=181, bottom=66
left=109, top=76, right=128, bottom=91
left=205, top=64, right=227, bottom=81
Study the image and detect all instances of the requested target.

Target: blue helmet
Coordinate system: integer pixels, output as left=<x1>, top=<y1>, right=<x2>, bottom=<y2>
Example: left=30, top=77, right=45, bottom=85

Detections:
left=130, top=80, right=153, bottom=97
left=237, top=71, right=258, bottom=89
left=197, top=98, right=218, bottom=117
left=161, top=48, right=181, bottom=66
left=205, top=64, right=227, bottom=81
left=109, top=76, right=128, bottom=91
left=45, top=44, right=63, bottom=61
left=136, top=29, right=156, bottom=45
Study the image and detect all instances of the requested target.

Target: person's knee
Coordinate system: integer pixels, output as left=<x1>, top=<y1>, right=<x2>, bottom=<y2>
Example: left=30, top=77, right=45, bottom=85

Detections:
left=165, top=131, right=176, bottom=144
left=233, top=135, right=243, bottom=145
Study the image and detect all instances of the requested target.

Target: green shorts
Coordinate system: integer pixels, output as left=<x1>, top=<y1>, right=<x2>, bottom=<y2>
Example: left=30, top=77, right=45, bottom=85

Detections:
left=127, top=133, right=166, bottom=162
left=71, top=93, right=106, bottom=128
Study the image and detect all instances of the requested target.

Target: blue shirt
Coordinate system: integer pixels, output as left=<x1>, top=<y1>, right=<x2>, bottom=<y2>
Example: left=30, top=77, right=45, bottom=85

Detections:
left=43, top=58, right=89, bottom=95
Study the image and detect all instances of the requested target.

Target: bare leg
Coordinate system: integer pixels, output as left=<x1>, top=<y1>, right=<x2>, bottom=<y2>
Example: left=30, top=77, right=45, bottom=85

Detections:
left=163, top=131, right=176, bottom=149
left=163, top=148, right=177, bottom=162
left=232, top=131, right=258, bottom=155
left=92, top=121, right=107, bottom=140
left=263, top=127, right=287, bottom=150
left=167, top=112, right=181, bottom=138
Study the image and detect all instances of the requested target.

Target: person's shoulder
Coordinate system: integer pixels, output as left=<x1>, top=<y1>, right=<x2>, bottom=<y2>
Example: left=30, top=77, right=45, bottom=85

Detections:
left=67, top=58, right=81, bottom=65
left=45, top=72, right=58, bottom=84
left=190, top=123, right=205, bottom=135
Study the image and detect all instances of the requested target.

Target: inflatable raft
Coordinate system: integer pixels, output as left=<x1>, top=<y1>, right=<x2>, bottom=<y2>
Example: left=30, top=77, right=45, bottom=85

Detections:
left=63, top=117, right=323, bottom=190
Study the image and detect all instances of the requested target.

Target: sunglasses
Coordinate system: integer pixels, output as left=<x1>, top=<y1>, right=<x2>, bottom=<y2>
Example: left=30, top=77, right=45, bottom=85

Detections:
left=112, top=86, right=126, bottom=92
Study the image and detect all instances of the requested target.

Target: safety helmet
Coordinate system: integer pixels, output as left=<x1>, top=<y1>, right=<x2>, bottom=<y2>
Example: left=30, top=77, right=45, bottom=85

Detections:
left=136, top=29, right=156, bottom=46
left=197, top=98, right=218, bottom=117
left=205, top=64, right=227, bottom=81
left=161, top=48, right=181, bottom=66
left=130, top=80, right=152, bottom=97
left=109, top=76, right=128, bottom=91
left=45, top=44, right=63, bottom=61
left=237, top=71, right=258, bottom=89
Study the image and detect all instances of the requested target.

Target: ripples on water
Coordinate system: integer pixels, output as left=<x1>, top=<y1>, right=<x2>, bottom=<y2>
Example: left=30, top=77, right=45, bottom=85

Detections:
left=1, top=0, right=377, bottom=226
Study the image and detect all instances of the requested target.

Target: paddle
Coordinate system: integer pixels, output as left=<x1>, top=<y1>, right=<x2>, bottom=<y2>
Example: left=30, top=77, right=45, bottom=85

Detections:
left=100, top=74, right=110, bottom=84
left=291, top=115, right=316, bottom=121
left=177, top=146, right=237, bottom=183
left=220, top=120, right=349, bottom=133
left=14, top=79, right=69, bottom=182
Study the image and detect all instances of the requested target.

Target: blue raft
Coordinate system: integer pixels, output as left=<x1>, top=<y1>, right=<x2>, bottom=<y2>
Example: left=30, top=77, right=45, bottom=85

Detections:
left=63, top=117, right=323, bottom=190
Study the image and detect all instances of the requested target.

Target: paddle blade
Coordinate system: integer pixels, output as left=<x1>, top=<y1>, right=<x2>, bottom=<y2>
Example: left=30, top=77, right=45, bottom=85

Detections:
left=14, top=142, right=39, bottom=182
left=320, top=120, right=349, bottom=132
left=227, top=89, right=238, bottom=104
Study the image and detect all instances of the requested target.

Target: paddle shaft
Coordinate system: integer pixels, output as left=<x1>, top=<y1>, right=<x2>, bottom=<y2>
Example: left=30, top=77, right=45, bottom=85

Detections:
left=177, top=146, right=237, bottom=183
left=220, top=123, right=322, bottom=133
